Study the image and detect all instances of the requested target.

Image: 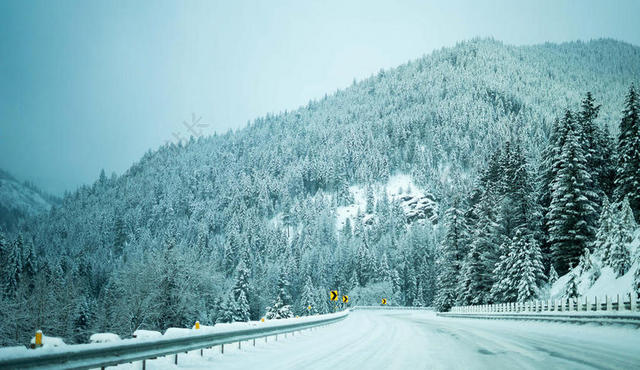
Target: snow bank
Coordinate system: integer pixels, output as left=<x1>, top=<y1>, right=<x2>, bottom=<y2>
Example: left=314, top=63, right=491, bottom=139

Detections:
left=132, top=330, right=162, bottom=339
left=89, top=333, right=121, bottom=344
left=551, top=229, right=640, bottom=300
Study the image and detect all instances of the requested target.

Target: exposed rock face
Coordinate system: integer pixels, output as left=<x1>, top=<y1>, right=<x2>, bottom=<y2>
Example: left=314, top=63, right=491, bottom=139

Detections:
left=399, top=194, right=437, bottom=225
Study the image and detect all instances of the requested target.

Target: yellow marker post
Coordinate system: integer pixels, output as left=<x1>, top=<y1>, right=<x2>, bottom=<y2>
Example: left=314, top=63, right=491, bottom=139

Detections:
left=31, top=330, right=43, bottom=349
left=195, top=321, right=200, bottom=329
left=261, top=318, right=265, bottom=322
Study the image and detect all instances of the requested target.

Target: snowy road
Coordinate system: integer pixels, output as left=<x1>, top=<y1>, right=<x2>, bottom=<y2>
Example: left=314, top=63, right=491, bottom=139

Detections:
left=119, top=310, right=640, bottom=370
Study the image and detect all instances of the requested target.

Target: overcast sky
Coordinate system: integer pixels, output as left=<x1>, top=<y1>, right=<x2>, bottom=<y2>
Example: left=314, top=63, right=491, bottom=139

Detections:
left=1, top=0, right=639, bottom=195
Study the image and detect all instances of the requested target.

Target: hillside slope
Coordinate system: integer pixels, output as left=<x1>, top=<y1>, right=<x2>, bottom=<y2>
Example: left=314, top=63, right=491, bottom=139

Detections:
left=1, top=38, right=639, bottom=344
left=0, top=169, right=58, bottom=232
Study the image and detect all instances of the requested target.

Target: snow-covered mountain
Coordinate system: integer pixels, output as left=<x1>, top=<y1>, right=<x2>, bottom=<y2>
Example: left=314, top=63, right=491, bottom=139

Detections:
left=0, top=169, right=58, bottom=232
left=1, top=38, right=640, bottom=346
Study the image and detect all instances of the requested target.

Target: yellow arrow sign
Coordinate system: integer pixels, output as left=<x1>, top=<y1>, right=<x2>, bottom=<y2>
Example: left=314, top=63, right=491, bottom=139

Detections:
left=382, top=298, right=387, bottom=305
left=330, top=290, right=338, bottom=301
left=342, top=295, right=349, bottom=303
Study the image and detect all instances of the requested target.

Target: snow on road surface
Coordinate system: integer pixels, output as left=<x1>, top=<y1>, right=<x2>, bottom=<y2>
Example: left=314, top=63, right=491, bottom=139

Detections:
left=113, top=310, right=640, bottom=370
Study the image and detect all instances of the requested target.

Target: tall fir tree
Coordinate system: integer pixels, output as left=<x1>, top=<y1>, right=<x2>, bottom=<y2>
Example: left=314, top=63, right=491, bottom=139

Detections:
left=607, top=197, right=635, bottom=277
left=434, top=200, right=468, bottom=311
left=511, top=231, right=545, bottom=302
left=595, top=197, right=615, bottom=265
left=457, top=186, right=499, bottom=305
left=614, top=84, right=640, bottom=220
left=546, top=112, right=598, bottom=275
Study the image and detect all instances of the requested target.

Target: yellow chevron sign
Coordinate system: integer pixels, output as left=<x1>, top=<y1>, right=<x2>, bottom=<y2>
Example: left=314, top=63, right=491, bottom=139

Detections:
left=330, top=290, right=338, bottom=301
left=382, top=298, right=387, bottom=305
left=342, top=295, right=349, bottom=303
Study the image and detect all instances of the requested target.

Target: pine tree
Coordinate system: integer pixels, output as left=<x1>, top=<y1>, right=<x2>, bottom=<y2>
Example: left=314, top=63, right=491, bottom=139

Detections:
left=607, top=198, right=635, bottom=277
left=511, top=231, right=545, bottom=302
left=73, top=297, right=91, bottom=343
left=434, top=200, right=468, bottom=311
left=490, top=238, right=517, bottom=303
left=577, top=248, right=593, bottom=276
left=365, top=185, right=375, bottom=214
left=235, top=290, right=250, bottom=322
left=232, top=261, right=250, bottom=303
left=595, top=198, right=615, bottom=264
left=547, top=112, right=597, bottom=275
left=300, top=276, right=316, bottom=315
left=614, top=84, right=640, bottom=220
left=563, top=272, right=579, bottom=299
left=578, top=92, right=614, bottom=200
left=539, top=113, right=575, bottom=266
left=548, top=265, right=559, bottom=285
left=3, top=235, right=23, bottom=296
left=215, top=296, right=234, bottom=324
left=458, top=186, right=499, bottom=305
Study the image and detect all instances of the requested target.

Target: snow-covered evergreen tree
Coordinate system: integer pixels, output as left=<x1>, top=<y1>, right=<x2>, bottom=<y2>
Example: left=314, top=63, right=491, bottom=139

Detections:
left=614, top=84, right=640, bottom=220
left=300, top=276, right=316, bottom=315
left=595, top=197, right=615, bottom=264
left=547, top=111, right=598, bottom=275
left=434, top=201, right=468, bottom=311
left=548, top=265, right=559, bottom=285
left=511, top=231, right=545, bottom=302
left=563, top=272, right=580, bottom=299
left=234, top=290, right=250, bottom=322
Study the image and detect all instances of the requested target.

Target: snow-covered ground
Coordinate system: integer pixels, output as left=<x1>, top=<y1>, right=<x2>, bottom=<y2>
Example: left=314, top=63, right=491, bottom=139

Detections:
left=550, top=229, right=640, bottom=301
left=107, top=310, right=640, bottom=370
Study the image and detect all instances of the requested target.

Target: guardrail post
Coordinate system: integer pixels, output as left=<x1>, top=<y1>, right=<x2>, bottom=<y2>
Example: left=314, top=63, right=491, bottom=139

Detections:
left=238, top=341, right=241, bottom=350
left=631, top=292, right=637, bottom=311
left=617, top=294, right=623, bottom=311
left=142, top=359, right=146, bottom=370
left=594, top=296, right=599, bottom=311
left=584, top=296, right=589, bottom=311
left=253, top=338, right=256, bottom=346
left=576, top=297, right=581, bottom=311
left=174, top=354, right=178, bottom=365
left=606, top=295, right=612, bottom=311
left=221, top=344, right=224, bottom=354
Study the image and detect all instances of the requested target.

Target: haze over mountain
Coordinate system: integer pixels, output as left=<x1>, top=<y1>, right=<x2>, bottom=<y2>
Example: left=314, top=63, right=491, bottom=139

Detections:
left=1, top=38, right=639, bottom=345
left=0, top=169, right=59, bottom=233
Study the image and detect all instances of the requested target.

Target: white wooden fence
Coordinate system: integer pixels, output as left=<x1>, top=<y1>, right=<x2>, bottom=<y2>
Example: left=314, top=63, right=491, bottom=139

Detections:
left=451, top=292, right=639, bottom=313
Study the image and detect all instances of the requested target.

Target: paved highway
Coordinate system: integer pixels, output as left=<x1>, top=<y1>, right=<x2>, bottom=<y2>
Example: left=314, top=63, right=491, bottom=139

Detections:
left=115, top=310, right=640, bottom=370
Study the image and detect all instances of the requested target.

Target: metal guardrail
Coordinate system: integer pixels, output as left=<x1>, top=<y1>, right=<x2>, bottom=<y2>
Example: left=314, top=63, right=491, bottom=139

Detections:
left=437, top=312, right=640, bottom=326
left=450, top=293, right=639, bottom=314
left=0, top=311, right=349, bottom=370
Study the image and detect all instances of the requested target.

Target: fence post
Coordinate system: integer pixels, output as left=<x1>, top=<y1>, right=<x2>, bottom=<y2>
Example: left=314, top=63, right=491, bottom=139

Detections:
left=618, top=294, right=623, bottom=311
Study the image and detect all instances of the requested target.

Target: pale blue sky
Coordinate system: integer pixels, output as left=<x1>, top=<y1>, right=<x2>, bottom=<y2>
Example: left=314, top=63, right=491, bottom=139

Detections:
left=1, top=0, right=639, bottom=195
